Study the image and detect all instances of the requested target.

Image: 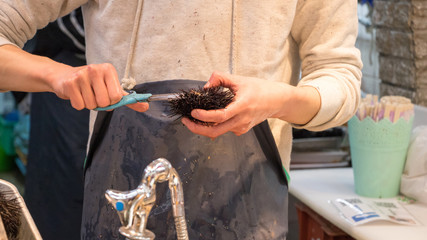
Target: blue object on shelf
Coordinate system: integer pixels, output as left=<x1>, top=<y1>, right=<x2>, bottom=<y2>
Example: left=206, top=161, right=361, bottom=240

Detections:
left=4, top=110, right=20, bottom=122
left=13, top=113, right=30, bottom=158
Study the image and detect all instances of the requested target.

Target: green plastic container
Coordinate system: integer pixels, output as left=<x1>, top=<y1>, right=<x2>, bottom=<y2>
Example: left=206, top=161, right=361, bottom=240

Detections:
left=348, top=116, right=413, bottom=198
left=0, top=146, right=14, bottom=171
left=0, top=116, right=16, bottom=156
left=0, top=116, right=17, bottom=171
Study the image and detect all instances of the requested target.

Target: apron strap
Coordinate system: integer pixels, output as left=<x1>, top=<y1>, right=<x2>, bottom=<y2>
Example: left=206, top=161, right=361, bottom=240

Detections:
left=253, top=120, right=289, bottom=186
left=84, top=111, right=112, bottom=173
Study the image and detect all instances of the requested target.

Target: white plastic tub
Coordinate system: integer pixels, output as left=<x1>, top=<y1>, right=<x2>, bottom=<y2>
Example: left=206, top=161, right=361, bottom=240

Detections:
left=0, top=179, right=42, bottom=240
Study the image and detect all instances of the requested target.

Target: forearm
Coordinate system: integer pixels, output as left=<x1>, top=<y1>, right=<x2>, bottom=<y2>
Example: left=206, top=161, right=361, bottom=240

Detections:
left=269, top=83, right=321, bottom=125
left=0, top=44, right=71, bottom=93
left=289, top=0, right=362, bottom=130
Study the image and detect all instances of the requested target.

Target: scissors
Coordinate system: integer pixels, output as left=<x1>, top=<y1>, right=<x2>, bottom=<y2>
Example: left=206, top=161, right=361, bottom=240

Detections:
left=94, top=91, right=178, bottom=111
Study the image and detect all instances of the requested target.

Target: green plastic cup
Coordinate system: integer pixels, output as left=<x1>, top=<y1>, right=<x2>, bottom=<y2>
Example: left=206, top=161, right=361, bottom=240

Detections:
left=348, top=116, right=413, bottom=198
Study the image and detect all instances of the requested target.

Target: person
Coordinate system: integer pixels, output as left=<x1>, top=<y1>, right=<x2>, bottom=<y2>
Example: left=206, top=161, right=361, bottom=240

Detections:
left=0, top=1, right=362, bottom=239
left=22, top=8, right=88, bottom=240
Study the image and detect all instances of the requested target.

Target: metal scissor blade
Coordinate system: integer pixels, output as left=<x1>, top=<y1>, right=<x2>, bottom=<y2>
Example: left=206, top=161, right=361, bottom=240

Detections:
left=147, top=93, right=179, bottom=102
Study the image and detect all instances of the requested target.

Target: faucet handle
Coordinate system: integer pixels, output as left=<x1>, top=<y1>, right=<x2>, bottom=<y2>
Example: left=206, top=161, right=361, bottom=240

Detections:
left=105, top=189, right=136, bottom=226
left=105, top=187, right=156, bottom=240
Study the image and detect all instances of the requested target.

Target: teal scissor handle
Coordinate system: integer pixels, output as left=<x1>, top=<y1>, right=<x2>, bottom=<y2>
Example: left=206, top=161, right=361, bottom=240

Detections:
left=94, top=91, right=152, bottom=111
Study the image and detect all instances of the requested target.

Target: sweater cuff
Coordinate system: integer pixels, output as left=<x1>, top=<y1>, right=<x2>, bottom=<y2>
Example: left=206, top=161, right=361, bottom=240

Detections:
left=293, top=77, right=344, bottom=129
left=0, top=37, right=18, bottom=48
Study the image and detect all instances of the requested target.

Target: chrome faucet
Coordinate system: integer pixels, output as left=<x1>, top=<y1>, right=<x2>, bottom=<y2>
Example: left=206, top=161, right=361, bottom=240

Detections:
left=105, top=158, right=189, bottom=240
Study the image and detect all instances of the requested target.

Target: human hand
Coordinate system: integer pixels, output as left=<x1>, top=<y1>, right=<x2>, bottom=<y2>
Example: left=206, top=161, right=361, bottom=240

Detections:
left=182, top=71, right=321, bottom=138
left=181, top=71, right=292, bottom=138
left=51, top=63, right=148, bottom=112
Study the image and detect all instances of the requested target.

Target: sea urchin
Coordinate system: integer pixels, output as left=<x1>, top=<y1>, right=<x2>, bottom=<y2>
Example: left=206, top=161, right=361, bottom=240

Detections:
left=168, top=86, right=234, bottom=125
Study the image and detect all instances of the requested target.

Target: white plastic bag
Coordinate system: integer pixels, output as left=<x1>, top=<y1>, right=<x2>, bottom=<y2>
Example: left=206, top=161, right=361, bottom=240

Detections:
left=400, top=126, right=427, bottom=204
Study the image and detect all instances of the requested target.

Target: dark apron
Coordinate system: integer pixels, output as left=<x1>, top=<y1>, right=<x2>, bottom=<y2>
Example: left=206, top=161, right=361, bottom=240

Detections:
left=25, top=50, right=88, bottom=240
left=82, top=80, right=288, bottom=240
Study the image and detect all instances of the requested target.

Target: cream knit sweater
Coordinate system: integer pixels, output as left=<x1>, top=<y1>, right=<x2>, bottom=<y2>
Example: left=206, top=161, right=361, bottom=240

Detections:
left=0, top=0, right=362, bottom=172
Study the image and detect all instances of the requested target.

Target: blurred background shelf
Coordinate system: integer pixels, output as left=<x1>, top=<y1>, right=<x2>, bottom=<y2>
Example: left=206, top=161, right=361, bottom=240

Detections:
left=290, top=127, right=351, bottom=170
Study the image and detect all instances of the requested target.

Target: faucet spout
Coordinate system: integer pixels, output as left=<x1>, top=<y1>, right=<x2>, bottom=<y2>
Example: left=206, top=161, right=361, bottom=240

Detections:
left=168, top=168, right=188, bottom=240
left=105, top=158, right=189, bottom=240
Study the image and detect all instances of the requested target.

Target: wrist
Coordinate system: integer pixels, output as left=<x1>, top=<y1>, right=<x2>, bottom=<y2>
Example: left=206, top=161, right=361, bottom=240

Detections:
left=275, top=85, right=321, bottom=125
left=38, top=56, right=73, bottom=93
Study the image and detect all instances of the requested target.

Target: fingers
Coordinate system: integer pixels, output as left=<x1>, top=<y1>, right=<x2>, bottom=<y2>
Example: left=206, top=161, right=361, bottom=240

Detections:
left=126, top=102, right=149, bottom=112
left=64, top=63, right=126, bottom=110
left=79, top=68, right=97, bottom=109
left=90, top=64, right=119, bottom=108
left=191, top=94, right=246, bottom=123
left=186, top=71, right=245, bottom=137
left=62, top=63, right=150, bottom=113
left=90, top=69, right=110, bottom=108
left=64, top=78, right=85, bottom=110
left=182, top=113, right=252, bottom=138
left=181, top=117, right=231, bottom=138
left=185, top=72, right=271, bottom=138
left=103, top=64, right=123, bottom=105
left=205, top=71, right=235, bottom=89
left=191, top=108, right=229, bottom=124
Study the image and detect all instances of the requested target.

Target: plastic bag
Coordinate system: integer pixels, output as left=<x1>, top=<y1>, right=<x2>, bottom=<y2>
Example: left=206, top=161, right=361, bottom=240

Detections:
left=400, top=126, right=427, bottom=204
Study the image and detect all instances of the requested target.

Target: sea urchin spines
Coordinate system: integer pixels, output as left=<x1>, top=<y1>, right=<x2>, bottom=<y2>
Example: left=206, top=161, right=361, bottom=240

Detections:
left=168, top=86, right=234, bottom=125
left=0, top=190, right=21, bottom=239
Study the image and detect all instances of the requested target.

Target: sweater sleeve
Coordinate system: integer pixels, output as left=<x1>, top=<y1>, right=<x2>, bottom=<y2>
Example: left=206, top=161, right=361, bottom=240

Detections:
left=0, top=0, right=88, bottom=48
left=290, top=0, right=363, bottom=131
